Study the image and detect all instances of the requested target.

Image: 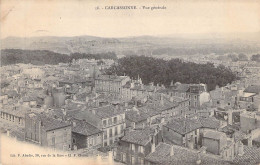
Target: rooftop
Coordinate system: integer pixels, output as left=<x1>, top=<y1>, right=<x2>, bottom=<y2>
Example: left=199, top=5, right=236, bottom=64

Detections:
left=27, top=112, right=71, bottom=131
left=121, top=127, right=156, bottom=146
left=145, top=142, right=231, bottom=165
left=95, top=75, right=129, bottom=82
left=203, top=130, right=226, bottom=140
left=233, top=146, right=260, bottom=165
left=244, top=85, right=260, bottom=94
left=71, top=119, right=102, bottom=136
left=164, top=118, right=202, bottom=135
left=74, top=105, right=125, bottom=119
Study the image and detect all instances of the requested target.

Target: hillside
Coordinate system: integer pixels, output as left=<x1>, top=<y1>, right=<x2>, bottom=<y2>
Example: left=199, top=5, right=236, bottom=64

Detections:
left=1, top=33, right=260, bottom=56
left=0, top=49, right=117, bottom=66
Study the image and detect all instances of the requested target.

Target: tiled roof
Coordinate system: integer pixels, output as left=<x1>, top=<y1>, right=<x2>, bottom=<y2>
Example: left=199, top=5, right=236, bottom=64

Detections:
left=28, top=112, right=71, bottom=131
left=121, top=128, right=155, bottom=146
left=125, top=109, right=149, bottom=123
left=145, top=143, right=231, bottom=165
left=171, top=83, right=207, bottom=94
left=93, top=105, right=125, bottom=118
left=74, top=105, right=124, bottom=119
left=198, top=117, right=220, bottom=129
left=6, top=90, right=19, bottom=98
left=145, top=143, right=172, bottom=163
left=233, top=146, right=260, bottom=165
left=71, top=119, right=102, bottom=136
left=95, top=75, right=128, bottom=82
left=244, top=85, right=260, bottom=94
left=164, top=118, right=202, bottom=135
left=203, top=130, right=226, bottom=140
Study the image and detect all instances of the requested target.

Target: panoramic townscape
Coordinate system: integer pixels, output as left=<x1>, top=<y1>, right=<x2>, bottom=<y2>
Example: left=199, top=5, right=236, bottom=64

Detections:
left=1, top=1, right=260, bottom=164
left=0, top=38, right=260, bottom=164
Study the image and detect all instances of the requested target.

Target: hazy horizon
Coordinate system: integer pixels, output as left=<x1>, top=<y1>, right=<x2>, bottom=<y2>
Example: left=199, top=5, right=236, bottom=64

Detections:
left=2, top=31, right=260, bottom=40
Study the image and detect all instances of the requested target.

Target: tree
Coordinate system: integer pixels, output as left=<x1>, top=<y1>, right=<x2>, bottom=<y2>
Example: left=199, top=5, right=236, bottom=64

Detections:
left=238, top=53, right=248, bottom=61
left=105, top=55, right=237, bottom=91
left=251, top=54, right=260, bottom=62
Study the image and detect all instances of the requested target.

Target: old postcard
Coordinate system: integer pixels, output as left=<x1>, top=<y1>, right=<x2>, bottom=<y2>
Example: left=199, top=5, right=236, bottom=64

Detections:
left=1, top=0, right=260, bottom=164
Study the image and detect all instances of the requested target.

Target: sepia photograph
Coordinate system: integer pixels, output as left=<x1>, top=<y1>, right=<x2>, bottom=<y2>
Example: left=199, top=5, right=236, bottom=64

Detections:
left=0, top=0, right=260, bottom=164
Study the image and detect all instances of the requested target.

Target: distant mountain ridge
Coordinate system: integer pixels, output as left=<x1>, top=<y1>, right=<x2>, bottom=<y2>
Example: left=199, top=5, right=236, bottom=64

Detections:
left=1, top=32, right=260, bottom=55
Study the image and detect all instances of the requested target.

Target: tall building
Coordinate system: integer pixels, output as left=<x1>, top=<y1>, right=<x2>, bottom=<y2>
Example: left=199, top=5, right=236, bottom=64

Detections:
left=94, top=75, right=130, bottom=97
left=169, top=82, right=210, bottom=109
left=25, top=112, right=72, bottom=151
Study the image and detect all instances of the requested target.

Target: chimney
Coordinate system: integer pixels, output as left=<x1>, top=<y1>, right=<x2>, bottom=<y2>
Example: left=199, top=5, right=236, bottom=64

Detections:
left=124, top=102, right=128, bottom=107
left=72, top=121, right=76, bottom=127
left=228, top=111, right=233, bottom=125
left=170, top=145, right=174, bottom=156
left=161, top=117, right=165, bottom=124
left=142, top=123, right=145, bottom=129
left=160, top=94, right=164, bottom=105
left=132, top=122, right=135, bottom=129
left=151, top=136, right=156, bottom=153
left=130, top=82, right=134, bottom=88
left=62, top=108, right=66, bottom=116
left=73, top=95, right=77, bottom=101
left=135, top=100, right=138, bottom=107
left=95, top=100, right=100, bottom=107
left=248, top=134, right=252, bottom=147
left=238, top=141, right=244, bottom=156
left=170, top=97, right=174, bottom=102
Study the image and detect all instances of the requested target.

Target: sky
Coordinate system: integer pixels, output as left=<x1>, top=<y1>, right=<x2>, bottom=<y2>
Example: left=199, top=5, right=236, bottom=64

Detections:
left=0, top=0, right=260, bottom=39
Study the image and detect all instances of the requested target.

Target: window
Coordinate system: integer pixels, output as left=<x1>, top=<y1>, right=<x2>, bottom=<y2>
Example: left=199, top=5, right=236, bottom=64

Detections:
left=131, top=144, right=135, bottom=151
left=194, top=96, right=197, bottom=100
left=73, top=138, right=76, bottom=144
left=131, top=156, right=135, bottom=165
left=109, top=128, right=113, bottom=137
left=104, top=131, right=108, bottom=139
left=108, top=119, right=112, bottom=126
left=138, top=146, right=144, bottom=153
left=115, top=127, right=118, bottom=136
left=103, top=120, right=107, bottom=127
left=89, top=138, right=93, bottom=147
left=104, top=142, right=107, bottom=146
left=194, top=102, right=197, bottom=107
left=113, top=117, right=117, bottom=124
left=121, top=125, right=124, bottom=134
left=139, top=157, right=144, bottom=165
left=52, top=137, right=55, bottom=145
left=63, top=132, right=67, bottom=142
left=121, top=153, right=126, bottom=162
